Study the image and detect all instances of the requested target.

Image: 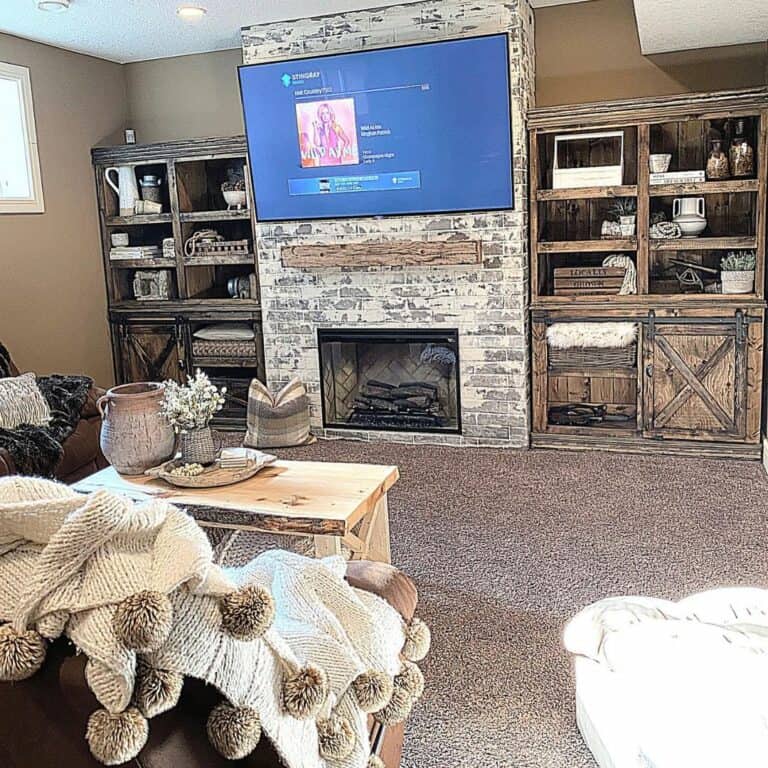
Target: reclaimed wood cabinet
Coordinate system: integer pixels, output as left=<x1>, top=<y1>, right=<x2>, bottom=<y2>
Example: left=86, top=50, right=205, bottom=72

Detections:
left=93, top=137, right=267, bottom=430
left=111, top=319, right=184, bottom=385
left=529, top=87, right=768, bottom=459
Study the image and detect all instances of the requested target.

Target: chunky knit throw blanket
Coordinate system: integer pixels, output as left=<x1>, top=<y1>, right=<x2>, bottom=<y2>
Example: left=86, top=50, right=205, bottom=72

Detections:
left=0, top=477, right=430, bottom=768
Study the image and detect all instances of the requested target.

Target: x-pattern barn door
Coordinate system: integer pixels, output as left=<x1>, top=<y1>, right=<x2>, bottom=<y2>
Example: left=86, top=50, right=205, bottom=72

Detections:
left=642, top=312, right=747, bottom=441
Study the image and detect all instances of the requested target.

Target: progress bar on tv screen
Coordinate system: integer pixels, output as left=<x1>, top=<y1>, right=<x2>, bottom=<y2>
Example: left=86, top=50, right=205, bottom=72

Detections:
left=288, top=171, right=421, bottom=196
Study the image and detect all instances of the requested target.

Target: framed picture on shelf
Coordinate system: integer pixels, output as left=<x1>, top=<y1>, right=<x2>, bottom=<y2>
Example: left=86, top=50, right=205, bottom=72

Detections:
left=553, top=131, right=624, bottom=189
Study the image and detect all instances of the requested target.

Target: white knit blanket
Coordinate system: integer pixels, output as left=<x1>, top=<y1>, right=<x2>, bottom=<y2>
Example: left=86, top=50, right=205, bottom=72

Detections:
left=0, top=477, right=424, bottom=768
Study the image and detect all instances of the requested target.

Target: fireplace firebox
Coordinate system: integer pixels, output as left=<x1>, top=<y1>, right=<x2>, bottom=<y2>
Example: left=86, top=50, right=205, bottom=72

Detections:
left=318, top=329, right=461, bottom=434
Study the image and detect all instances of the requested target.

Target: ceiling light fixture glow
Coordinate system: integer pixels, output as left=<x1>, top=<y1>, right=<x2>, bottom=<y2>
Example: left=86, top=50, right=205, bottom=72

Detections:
left=37, top=0, right=70, bottom=11
left=176, top=5, right=207, bottom=19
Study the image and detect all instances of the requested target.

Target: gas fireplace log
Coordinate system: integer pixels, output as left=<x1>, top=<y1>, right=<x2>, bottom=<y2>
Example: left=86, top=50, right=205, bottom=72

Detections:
left=388, top=386, right=436, bottom=400
left=354, top=396, right=400, bottom=413
left=399, top=381, right=439, bottom=393
left=392, top=396, right=432, bottom=410
left=366, top=379, right=395, bottom=390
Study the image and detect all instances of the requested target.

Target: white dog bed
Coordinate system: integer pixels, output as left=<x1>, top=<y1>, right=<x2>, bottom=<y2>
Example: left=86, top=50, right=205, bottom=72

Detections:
left=565, top=589, right=768, bottom=768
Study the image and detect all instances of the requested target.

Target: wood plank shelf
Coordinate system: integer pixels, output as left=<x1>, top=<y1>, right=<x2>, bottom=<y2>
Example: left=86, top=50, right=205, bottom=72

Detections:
left=282, top=240, right=482, bottom=268
left=536, top=185, right=637, bottom=201
left=184, top=254, right=256, bottom=266
left=650, top=237, right=757, bottom=251
left=106, top=214, right=173, bottom=226
left=111, top=299, right=262, bottom=312
left=109, top=258, right=176, bottom=269
left=538, top=239, right=637, bottom=252
left=179, top=210, right=251, bottom=222
left=649, top=179, right=759, bottom=197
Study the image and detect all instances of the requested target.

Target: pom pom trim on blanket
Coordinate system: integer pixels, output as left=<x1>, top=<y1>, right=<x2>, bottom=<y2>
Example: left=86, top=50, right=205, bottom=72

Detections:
left=207, top=702, right=262, bottom=760
left=0, top=625, right=46, bottom=681
left=112, top=591, right=173, bottom=652
left=219, top=584, right=275, bottom=640
left=352, top=669, right=394, bottom=713
left=403, top=617, right=431, bottom=662
left=133, top=659, right=184, bottom=718
left=86, top=707, right=148, bottom=766
left=282, top=665, right=329, bottom=719
left=317, top=714, right=356, bottom=760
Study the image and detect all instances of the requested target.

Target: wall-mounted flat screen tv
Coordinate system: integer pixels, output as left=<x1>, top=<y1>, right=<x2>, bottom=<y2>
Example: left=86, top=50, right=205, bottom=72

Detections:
left=238, top=34, right=513, bottom=222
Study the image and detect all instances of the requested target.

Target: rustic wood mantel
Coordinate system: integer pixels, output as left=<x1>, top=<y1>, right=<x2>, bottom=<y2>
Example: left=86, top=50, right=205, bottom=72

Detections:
left=281, top=240, right=483, bottom=268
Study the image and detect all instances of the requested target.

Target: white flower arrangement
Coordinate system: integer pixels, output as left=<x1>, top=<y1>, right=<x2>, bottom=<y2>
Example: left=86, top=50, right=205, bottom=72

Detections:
left=160, top=370, right=226, bottom=433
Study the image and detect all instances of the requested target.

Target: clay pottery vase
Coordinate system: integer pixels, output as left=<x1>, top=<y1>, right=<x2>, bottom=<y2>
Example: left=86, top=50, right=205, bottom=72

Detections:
left=97, top=382, right=175, bottom=475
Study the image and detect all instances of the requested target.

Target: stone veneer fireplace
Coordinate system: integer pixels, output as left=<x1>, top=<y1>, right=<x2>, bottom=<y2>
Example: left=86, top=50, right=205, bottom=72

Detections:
left=318, top=329, right=461, bottom=434
left=242, top=0, right=535, bottom=447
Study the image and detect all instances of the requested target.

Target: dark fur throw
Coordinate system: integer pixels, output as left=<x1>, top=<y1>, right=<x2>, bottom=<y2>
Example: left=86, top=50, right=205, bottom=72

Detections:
left=0, top=370, right=93, bottom=477
left=0, top=343, right=12, bottom=379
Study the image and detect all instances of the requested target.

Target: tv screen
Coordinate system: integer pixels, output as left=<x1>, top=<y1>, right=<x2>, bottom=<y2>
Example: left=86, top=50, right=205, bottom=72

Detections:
left=238, top=34, right=513, bottom=222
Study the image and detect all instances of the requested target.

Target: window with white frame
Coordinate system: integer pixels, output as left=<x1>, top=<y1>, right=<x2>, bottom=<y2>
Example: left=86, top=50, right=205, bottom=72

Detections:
left=0, top=62, right=44, bottom=213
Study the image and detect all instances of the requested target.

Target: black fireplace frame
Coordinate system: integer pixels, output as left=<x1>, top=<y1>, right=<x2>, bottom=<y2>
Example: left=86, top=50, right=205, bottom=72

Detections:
left=317, top=328, right=462, bottom=435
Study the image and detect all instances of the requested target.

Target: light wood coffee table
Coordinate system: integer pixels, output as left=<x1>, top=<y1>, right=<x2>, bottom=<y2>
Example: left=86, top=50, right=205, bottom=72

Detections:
left=74, top=461, right=398, bottom=564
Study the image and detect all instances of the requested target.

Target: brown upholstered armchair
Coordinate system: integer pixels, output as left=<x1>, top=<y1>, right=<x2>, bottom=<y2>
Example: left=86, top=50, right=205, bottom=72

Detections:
left=0, top=348, right=107, bottom=483
left=0, top=561, right=416, bottom=768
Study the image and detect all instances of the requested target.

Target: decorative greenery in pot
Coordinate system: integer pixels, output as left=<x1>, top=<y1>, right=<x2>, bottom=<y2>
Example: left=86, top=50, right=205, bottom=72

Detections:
left=608, top=197, right=637, bottom=236
left=720, top=250, right=756, bottom=295
left=161, top=370, right=226, bottom=465
left=221, top=169, right=247, bottom=211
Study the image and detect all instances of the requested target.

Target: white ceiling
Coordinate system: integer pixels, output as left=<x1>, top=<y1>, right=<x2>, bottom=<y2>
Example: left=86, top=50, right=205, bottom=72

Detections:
left=634, top=0, right=768, bottom=54
left=1, top=0, right=764, bottom=64
left=0, top=0, right=416, bottom=63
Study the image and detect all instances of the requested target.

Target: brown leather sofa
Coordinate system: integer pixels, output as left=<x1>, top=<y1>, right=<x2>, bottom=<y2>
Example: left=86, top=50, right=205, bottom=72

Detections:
left=0, top=561, right=417, bottom=768
left=0, top=353, right=107, bottom=483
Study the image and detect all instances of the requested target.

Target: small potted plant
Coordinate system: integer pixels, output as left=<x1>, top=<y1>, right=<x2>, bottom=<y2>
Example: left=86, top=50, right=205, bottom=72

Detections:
left=609, top=197, right=637, bottom=237
left=160, top=370, right=226, bottom=465
left=221, top=169, right=247, bottom=211
left=720, top=250, right=756, bottom=294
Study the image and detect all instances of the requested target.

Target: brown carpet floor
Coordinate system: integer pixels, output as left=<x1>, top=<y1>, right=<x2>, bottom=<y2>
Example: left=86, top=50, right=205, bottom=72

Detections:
left=222, top=438, right=768, bottom=767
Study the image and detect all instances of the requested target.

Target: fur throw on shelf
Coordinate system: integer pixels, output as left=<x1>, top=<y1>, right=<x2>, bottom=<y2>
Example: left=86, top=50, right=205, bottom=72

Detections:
left=0, top=478, right=430, bottom=767
left=547, top=322, right=638, bottom=350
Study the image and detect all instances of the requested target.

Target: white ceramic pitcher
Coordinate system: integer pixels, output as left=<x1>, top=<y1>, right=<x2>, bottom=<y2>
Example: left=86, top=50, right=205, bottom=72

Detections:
left=672, top=196, right=707, bottom=238
left=105, top=166, right=139, bottom=217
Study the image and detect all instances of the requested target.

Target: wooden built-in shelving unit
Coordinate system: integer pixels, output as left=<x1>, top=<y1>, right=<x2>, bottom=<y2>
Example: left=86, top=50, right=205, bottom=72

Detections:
left=91, top=136, right=265, bottom=430
left=528, top=87, right=768, bottom=459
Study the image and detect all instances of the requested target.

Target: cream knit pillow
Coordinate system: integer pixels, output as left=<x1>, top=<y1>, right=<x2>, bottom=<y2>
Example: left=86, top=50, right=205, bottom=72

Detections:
left=0, top=373, right=51, bottom=429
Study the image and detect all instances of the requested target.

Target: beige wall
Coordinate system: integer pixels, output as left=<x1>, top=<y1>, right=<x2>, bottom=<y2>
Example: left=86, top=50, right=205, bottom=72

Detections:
left=535, top=0, right=767, bottom=106
left=0, top=33, right=126, bottom=385
left=124, top=49, right=243, bottom=144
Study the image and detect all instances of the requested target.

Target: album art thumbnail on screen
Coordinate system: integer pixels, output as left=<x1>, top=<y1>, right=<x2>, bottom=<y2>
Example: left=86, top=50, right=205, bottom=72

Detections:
left=296, top=98, right=360, bottom=168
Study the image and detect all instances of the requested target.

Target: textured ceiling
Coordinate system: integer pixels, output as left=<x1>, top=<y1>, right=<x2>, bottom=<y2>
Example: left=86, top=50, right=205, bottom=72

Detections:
left=0, top=0, right=414, bottom=63
left=634, top=0, right=768, bottom=54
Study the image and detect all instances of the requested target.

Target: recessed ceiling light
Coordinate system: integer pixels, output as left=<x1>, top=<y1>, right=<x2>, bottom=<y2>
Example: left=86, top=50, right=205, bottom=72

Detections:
left=37, top=0, right=70, bottom=11
left=176, top=5, right=207, bottom=19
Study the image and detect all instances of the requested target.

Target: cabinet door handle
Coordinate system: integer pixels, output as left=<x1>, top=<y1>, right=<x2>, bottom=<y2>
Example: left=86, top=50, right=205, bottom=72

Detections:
left=645, top=364, right=654, bottom=378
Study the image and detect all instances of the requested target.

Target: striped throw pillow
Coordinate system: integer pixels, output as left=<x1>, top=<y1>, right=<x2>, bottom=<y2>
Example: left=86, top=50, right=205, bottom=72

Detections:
left=0, top=372, right=51, bottom=429
left=244, top=378, right=312, bottom=449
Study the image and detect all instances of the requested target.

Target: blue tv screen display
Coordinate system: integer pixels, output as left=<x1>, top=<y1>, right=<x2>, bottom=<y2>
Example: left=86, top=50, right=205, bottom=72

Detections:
left=239, top=34, right=514, bottom=222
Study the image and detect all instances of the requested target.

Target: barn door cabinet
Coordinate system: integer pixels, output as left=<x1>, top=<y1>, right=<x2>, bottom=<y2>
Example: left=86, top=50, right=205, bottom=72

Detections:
left=529, top=87, right=768, bottom=459
left=110, top=317, right=185, bottom=384
left=531, top=306, right=764, bottom=459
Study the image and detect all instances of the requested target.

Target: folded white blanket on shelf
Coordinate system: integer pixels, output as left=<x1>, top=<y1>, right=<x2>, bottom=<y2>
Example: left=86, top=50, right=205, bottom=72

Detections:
left=0, top=477, right=430, bottom=768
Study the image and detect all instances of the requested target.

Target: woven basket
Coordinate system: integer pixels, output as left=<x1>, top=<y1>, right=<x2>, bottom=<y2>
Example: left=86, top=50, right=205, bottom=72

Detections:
left=549, top=344, right=636, bottom=368
left=178, top=426, right=217, bottom=465
left=192, top=339, right=257, bottom=359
